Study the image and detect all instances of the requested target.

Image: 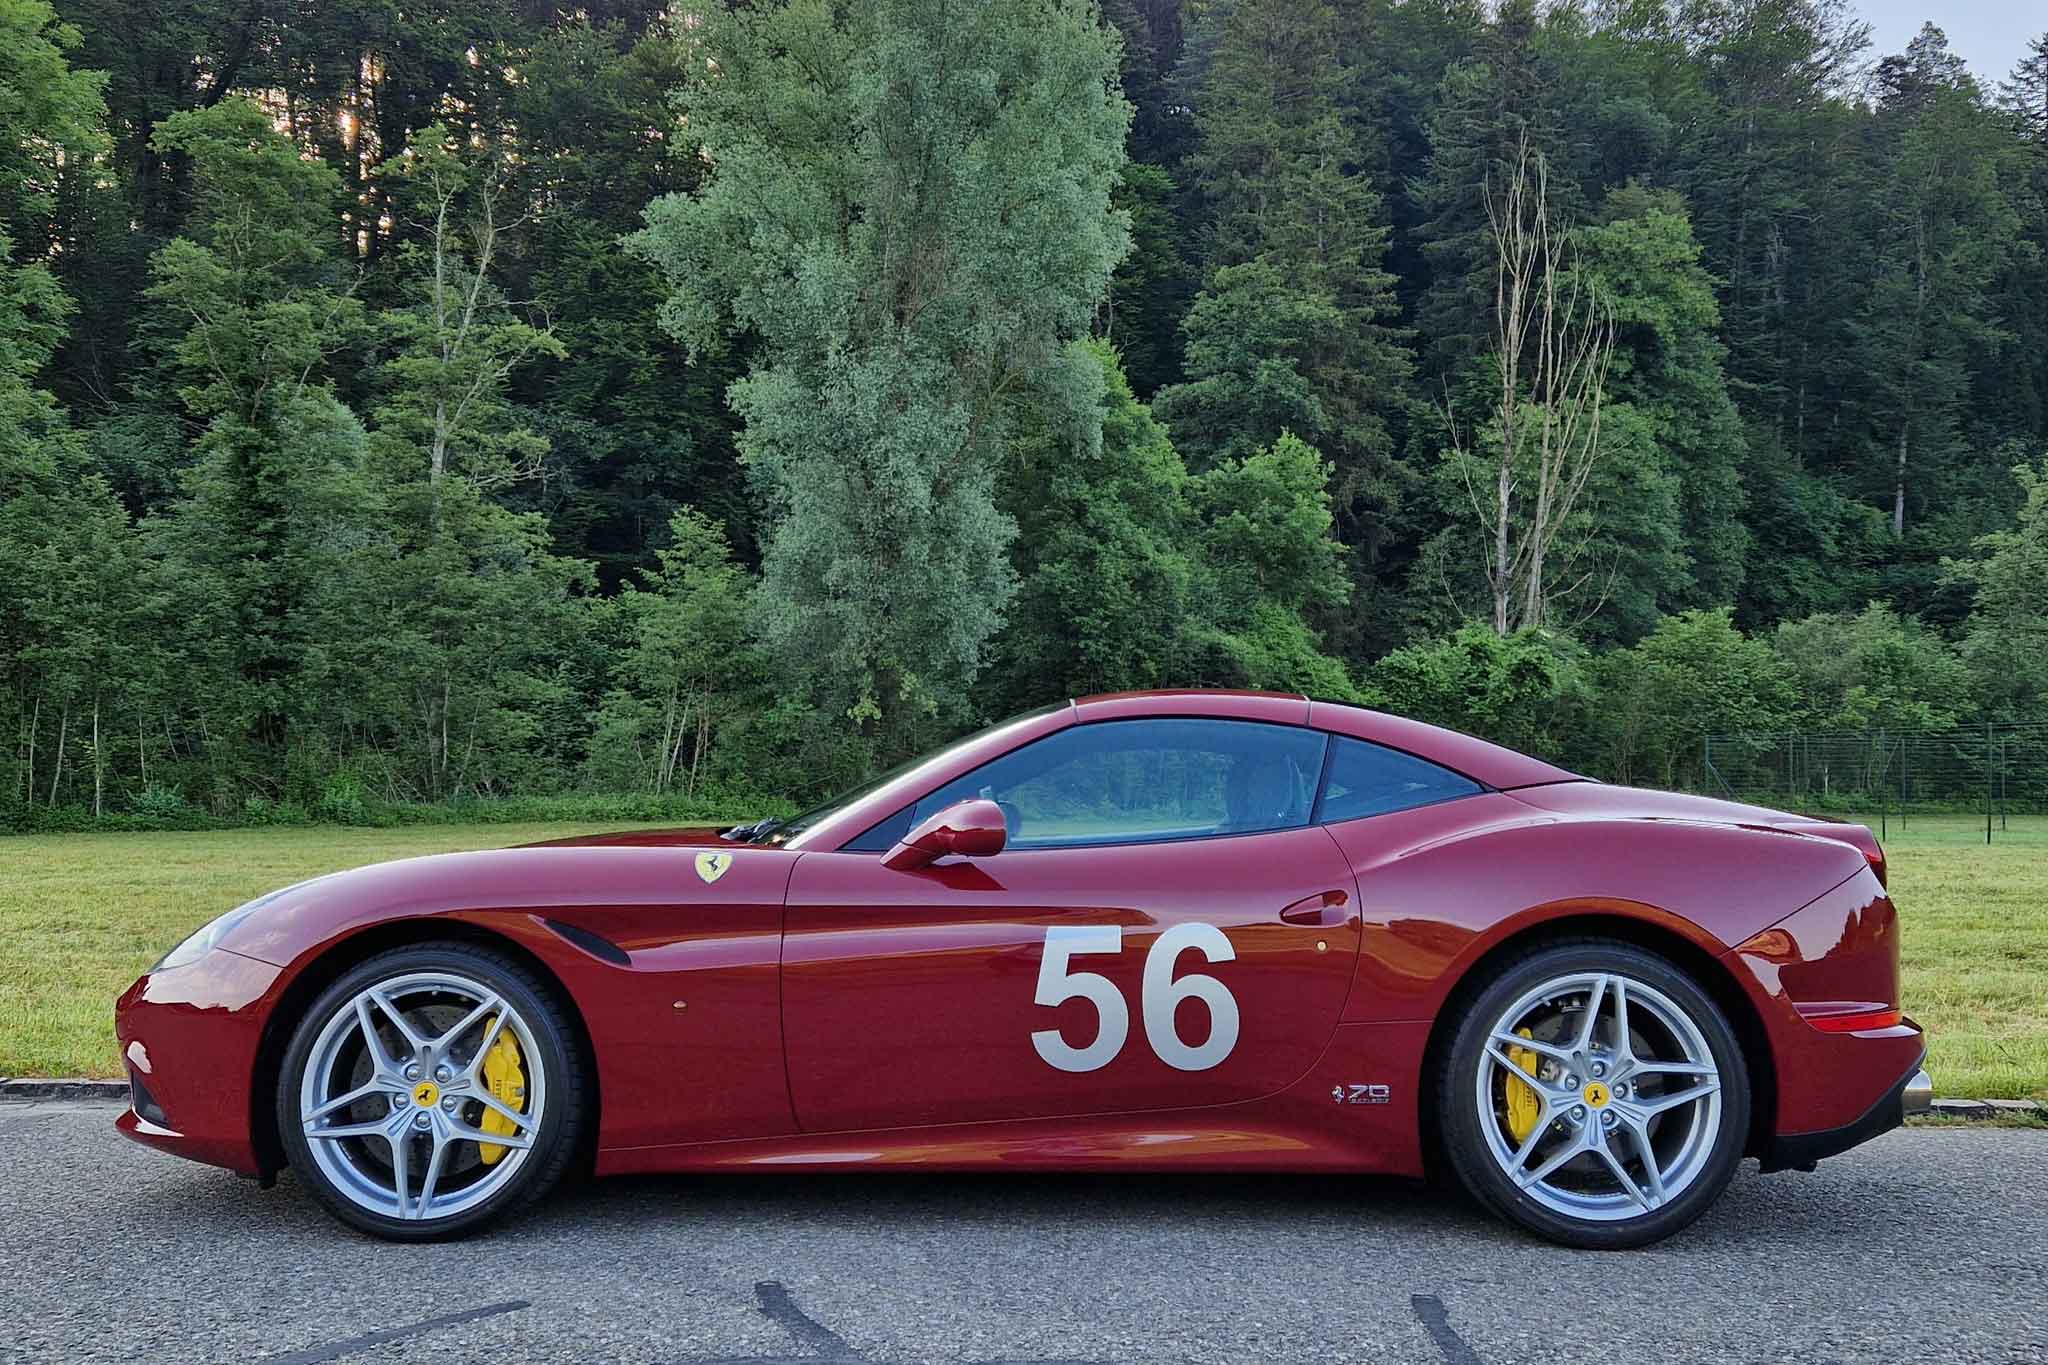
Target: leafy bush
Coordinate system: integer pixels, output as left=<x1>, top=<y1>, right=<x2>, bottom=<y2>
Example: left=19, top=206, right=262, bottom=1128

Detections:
left=1772, top=603, right=1973, bottom=732
left=1588, top=608, right=1801, bottom=787
left=1366, top=625, right=1590, bottom=761
left=315, top=773, right=371, bottom=826
left=132, top=784, right=191, bottom=820
left=241, top=795, right=312, bottom=826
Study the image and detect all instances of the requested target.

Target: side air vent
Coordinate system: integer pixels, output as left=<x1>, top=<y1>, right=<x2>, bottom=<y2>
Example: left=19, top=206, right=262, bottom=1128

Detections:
left=542, top=918, right=631, bottom=967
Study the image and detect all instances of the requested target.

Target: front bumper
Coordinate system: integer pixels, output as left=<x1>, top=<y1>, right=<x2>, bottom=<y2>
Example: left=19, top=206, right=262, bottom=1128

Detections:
left=113, top=949, right=284, bottom=1177
left=1760, top=1049, right=1931, bottom=1173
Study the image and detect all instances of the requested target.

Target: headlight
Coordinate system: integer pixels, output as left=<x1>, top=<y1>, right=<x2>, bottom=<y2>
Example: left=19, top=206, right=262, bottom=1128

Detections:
left=152, top=876, right=328, bottom=971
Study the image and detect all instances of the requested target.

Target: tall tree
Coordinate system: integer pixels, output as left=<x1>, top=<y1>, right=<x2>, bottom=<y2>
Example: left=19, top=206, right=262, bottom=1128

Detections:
left=1154, top=0, right=1411, bottom=656
left=331, top=123, right=589, bottom=802
left=1945, top=455, right=2048, bottom=721
left=1185, top=431, right=1358, bottom=698
left=1854, top=26, right=2022, bottom=557
left=0, top=0, right=105, bottom=247
left=988, top=339, right=1196, bottom=710
left=41, top=0, right=281, bottom=417
left=142, top=100, right=368, bottom=779
left=502, top=20, right=748, bottom=587
left=1576, top=186, right=1750, bottom=611
left=370, top=123, right=564, bottom=494
left=633, top=0, right=1131, bottom=755
left=2002, top=34, right=2048, bottom=139
left=1097, top=0, right=1199, bottom=399
left=1409, top=0, right=1576, bottom=379
left=585, top=509, right=757, bottom=796
left=1440, top=136, right=1616, bottom=636
left=1983, top=37, right=2048, bottom=471
left=1677, top=0, right=1868, bottom=438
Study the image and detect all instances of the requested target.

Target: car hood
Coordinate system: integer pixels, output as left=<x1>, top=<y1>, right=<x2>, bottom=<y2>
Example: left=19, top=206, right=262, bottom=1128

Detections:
left=213, top=838, right=797, bottom=968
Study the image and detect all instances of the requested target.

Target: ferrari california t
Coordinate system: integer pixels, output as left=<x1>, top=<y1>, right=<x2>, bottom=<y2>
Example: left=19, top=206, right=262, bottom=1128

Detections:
left=115, top=690, right=1930, bottom=1247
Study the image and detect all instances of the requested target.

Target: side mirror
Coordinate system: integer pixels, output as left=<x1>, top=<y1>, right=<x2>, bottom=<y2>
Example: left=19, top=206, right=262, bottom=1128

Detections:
left=882, top=798, right=1008, bottom=872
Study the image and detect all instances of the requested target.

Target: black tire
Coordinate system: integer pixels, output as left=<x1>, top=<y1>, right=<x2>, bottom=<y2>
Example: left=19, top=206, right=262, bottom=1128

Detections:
left=277, top=941, right=588, bottom=1241
left=1437, top=938, right=1750, bottom=1250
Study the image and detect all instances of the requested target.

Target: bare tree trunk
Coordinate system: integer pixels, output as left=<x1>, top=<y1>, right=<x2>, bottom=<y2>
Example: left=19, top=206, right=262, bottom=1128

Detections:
left=1492, top=440, right=1513, bottom=634
left=1456, top=132, right=1614, bottom=634
left=1892, top=425, right=1907, bottom=537
left=657, top=678, right=681, bottom=793
left=92, top=696, right=103, bottom=818
left=48, top=706, right=67, bottom=806
left=439, top=677, right=451, bottom=798
left=689, top=684, right=710, bottom=799
left=24, top=694, right=37, bottom=811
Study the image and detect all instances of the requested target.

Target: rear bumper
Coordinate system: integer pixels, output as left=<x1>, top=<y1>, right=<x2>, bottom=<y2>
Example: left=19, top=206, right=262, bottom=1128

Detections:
left=1760, top=1048, right=1930, bottom=1173
left=1901, top=1067, right=1934, bottom=1116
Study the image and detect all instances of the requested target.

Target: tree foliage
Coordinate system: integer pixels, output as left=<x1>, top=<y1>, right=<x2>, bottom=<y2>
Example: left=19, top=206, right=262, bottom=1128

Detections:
left=632, top=0, right=1130, bottom=753
left=2, top=0, right=2046, bottom=823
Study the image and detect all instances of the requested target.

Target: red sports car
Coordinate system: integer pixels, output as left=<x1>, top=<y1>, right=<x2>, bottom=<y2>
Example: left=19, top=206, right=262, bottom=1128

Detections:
left=115, top=690, right=1930, bottom=1247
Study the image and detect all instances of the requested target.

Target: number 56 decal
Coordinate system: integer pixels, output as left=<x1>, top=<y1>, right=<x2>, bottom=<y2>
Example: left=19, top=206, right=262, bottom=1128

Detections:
left=1031, top=923, right=1239, bottom=1073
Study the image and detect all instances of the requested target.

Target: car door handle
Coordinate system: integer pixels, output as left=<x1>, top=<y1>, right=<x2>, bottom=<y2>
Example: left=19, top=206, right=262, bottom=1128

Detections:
left=1278, top=889, right=1350, bottom=927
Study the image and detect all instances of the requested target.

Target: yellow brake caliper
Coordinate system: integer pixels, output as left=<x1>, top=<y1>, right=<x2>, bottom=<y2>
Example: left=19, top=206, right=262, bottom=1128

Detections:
left=1504, top=1026, right=1544, bottom=1143
left=477, top=1019, right=527, bottom=1166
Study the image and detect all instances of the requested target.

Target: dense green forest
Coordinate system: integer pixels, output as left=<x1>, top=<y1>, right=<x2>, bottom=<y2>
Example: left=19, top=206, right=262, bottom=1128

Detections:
left=2, top=0, right=2045, bottom=827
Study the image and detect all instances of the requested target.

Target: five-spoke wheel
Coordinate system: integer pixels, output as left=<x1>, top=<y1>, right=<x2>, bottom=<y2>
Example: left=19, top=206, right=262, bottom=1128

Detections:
left=278, top=943, right=586, bottom=1239
left=1440, top=940, right=1749, bottom=1249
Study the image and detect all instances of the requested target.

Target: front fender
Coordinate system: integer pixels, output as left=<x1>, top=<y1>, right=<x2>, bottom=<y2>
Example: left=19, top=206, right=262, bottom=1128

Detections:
left=215, top=845, right=800, bottom=1151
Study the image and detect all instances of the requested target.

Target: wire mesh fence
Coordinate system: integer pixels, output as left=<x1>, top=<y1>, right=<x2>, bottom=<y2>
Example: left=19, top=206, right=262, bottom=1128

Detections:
left=1702, top=721, right=2048, bottom=843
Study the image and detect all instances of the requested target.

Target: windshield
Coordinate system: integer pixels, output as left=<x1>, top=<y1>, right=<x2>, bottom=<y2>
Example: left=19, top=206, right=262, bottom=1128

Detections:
left=731, top=702, right=1068, bottom=845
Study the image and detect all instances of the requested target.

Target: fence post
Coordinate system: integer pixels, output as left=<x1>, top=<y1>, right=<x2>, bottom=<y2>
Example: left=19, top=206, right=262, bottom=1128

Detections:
left=1879, top=735, right=1888, bottom=841
left=1986, top=720, right=1994, bottom=846
left=1900, top=738, right=1908, bottom=828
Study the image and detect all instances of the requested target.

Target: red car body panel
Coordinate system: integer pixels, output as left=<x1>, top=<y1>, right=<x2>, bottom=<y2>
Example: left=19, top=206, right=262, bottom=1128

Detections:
left=112, top=690, right=1924, bottom=1189
left=781, top=827, right=1364, bottom=1131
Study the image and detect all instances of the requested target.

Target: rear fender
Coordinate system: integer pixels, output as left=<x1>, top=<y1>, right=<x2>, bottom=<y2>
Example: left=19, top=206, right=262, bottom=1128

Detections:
left=1323, top=801, right=1869, bottom=1025
left=1724, top=868, right=1923, bottom=1138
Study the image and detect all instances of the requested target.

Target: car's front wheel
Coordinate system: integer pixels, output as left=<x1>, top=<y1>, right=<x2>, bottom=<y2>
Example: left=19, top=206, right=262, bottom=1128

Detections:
left=1438, top=939, right=1750, bottom=1249
left=277, top=942, right=587, bottom=1240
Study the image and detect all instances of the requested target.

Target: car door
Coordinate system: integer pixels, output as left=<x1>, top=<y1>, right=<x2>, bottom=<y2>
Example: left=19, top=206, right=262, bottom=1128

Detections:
left=780, top=718, right=1363, bottom=1132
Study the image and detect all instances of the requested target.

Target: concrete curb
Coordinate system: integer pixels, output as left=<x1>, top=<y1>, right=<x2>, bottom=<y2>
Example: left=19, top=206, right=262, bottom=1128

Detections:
left=0, top=1078, right=129, bottom=1100
left=3, top=1075, right=2043, bottom=1119
left=1926, top=1097, right=2048, bottom=1121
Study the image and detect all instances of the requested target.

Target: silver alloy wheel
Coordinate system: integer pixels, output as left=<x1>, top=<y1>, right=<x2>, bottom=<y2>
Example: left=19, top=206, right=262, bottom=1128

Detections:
left=1473, top=971, right=1723, bottom=1223
left=296, top=970, right=545, bottom=1222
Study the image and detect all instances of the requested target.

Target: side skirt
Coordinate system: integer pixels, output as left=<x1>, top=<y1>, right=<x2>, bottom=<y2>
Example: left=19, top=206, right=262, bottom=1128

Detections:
left=593, top=1020, right=1433, bottom=1178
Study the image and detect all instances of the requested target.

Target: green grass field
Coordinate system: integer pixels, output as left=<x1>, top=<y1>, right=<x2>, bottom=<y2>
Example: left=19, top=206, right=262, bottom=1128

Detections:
left=2, top=815, right=2044, bottom=1098
left=1867, top=814, right=2048, bottom=1102
left=0, top=822, right=673, bottom=1080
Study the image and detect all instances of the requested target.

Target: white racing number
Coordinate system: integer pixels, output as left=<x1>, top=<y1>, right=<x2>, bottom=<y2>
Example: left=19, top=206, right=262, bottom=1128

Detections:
left=1030, top=926, right=1129, bottom=1073
left=1030, top=923, right=1240, bottom=1073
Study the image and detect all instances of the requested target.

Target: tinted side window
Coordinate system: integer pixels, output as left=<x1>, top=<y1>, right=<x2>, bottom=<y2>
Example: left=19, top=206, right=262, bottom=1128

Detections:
left=850, top=718, right=1327, bottom=850
left=1314, top=736, right=1481, bottom=823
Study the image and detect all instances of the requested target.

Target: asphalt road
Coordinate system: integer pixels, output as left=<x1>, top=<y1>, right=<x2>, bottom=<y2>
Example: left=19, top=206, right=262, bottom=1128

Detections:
left=2, top=1100, right=2043, bottom=1365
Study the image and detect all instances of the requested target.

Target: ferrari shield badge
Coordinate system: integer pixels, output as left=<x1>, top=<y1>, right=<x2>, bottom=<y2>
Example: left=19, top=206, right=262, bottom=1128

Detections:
left=694, top=852, right=734, bottom=884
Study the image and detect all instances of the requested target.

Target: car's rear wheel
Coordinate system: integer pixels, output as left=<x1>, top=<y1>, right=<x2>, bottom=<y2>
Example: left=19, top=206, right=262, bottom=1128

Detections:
left=277, top=942, right=587, bottom=1240
left=1438, top=939, right=1750, bottom=1249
